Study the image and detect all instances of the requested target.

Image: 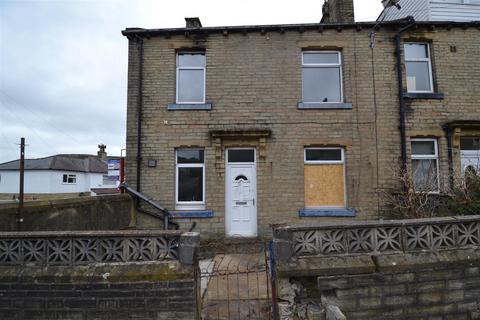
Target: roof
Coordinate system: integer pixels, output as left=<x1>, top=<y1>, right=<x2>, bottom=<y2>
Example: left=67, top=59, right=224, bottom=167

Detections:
left=121, top=19, right=480, bottom=38
left=0, top=154, right=107, bottom=173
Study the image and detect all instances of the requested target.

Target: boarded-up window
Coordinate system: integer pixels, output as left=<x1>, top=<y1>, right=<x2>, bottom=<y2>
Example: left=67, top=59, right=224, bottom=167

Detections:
left=304, top=148, right=345, bottom=208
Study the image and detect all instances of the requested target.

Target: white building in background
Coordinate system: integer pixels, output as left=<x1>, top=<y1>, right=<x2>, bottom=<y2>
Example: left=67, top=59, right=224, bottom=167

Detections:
left=0, top=154, right=110, bottom=200
left=380, top=0, right=480, bottom=22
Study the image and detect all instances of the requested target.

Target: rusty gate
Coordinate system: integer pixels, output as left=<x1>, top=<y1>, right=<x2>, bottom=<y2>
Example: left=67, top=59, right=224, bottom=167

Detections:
left=199, top=241, right=277, bottom=320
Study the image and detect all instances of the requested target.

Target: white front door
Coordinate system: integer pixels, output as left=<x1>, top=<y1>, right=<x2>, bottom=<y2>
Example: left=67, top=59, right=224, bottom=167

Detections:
left=225, top=149, right=257, bottom=237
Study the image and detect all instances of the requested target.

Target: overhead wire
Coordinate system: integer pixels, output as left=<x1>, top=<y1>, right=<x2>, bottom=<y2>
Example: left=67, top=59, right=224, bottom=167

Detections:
left=0, top=90, right=86, bottom=146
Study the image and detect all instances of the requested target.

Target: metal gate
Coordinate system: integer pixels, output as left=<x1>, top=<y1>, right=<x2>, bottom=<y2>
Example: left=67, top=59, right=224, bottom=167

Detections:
left=199, top=241, right=275, bottom=320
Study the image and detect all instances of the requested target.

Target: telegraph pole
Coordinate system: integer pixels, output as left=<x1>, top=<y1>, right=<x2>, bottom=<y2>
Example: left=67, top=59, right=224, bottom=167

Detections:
left=17, top=137, right=25, bottom=231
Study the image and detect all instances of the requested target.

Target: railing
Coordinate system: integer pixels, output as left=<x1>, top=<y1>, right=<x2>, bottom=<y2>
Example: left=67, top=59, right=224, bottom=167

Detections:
left=119, top=183, right=179, bottom=230
left=0, top=230, right=199, bottom=266
left=273, top=215, right=480, bottom=261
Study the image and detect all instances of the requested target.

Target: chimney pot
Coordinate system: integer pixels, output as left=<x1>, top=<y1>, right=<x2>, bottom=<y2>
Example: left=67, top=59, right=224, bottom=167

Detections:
left=185, top=17, right=202, bottom=28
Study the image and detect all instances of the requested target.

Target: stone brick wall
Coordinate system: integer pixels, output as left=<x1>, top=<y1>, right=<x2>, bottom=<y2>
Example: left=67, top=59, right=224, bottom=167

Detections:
left=315, top=262, right=480, bottom=319
left=274, top=216, right=480, bottom=319
left=0, top=280, right=196, bottom=320
left=0, top=230, right=200, bottom=320
left=0, top=194, right=135, bottom=232
left=0, top=264, right=198, bottom=320
left=124, top=23, right=480, bottom=238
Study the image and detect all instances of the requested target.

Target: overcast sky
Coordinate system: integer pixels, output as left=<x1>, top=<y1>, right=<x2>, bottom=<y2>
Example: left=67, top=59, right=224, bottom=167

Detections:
left=0, top=0, right=383, bottom=163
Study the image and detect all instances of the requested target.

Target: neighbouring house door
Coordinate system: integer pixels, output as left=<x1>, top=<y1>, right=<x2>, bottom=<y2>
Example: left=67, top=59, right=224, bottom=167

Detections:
left=225, top=149, right=257, bottom=237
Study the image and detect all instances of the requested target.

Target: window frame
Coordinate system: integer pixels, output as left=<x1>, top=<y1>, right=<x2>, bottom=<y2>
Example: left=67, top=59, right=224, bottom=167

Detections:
left=304, top=147, right=347, bottom=209
left=175, top=149, right=206, bottom=210
left=176, top=52, right=206, bottom=105
left=304, top=147, right=345, bottom=165
left=410, top=138, right=440, bottom=193
left=301, top=51, right=344, bottom=104
left=404, top=43, right=434, bottom=94
left=62, top=174, right=77, bottom=185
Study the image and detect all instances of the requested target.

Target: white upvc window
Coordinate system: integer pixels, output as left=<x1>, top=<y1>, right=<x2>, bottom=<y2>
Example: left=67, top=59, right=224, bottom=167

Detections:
left=175, top=149, right=205, bottom=210
left=405, top=43, right=434, bottom=93
left=62, top=174, right=77, bottom=184
left=176, top=52, right=206, bottom=104
left=411, top=139, right=440, bottom=192
left=302, top=51, right=343, bottom=103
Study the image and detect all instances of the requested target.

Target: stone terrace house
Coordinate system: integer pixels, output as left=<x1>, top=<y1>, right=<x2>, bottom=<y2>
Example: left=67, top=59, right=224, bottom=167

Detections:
left=122, top=0, right=480, bottom=238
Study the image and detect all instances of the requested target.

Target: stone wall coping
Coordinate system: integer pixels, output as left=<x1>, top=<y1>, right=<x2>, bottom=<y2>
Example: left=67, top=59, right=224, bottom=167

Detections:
left=0, top=194, right=131, bottom=211
left=0, top=229, right=185, bottom=239
left=274, top=215, right=480, bottom=232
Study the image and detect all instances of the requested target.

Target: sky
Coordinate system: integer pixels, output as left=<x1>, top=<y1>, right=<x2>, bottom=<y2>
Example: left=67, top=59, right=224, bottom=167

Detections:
left=0, top=0, right=383, bottom=163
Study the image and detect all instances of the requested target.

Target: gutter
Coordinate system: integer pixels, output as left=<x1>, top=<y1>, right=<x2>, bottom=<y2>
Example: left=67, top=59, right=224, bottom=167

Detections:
left=394, top=16, right=416, bottom=170
left=121, top=20, right=480, bottom=38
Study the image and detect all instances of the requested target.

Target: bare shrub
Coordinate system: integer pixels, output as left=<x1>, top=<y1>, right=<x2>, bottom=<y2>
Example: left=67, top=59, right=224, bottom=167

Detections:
left=384, top=163, right=480, bottom=219
left=383, top=165, right=443, bottom=219
left=447, top=166, right=480, bottom=216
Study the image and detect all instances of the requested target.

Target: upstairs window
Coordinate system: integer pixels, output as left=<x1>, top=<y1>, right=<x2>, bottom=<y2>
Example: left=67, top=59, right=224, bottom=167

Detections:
left=176, top=52, right=206, bottom=104
left=63, top=174, right=76, bottom=184
left=405, top=43, right=434, bottom=93
left=411, top=139, right=439, bottom=192
left=176, top=149, right=205, bottom=209
left=302, top=51, right=343, bottom=103
left=304, top=148, right=346, bottom=208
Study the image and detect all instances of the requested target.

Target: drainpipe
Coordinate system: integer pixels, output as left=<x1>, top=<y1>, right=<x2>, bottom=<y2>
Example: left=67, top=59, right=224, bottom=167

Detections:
left=443, top=125, right=455, bottom=189
left=135, top=35, right=144, bottom=193
left=394, top=17, right=416, bottom=171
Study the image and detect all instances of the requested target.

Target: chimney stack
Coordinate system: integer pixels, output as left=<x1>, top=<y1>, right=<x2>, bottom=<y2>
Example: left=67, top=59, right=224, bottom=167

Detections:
left=185, top=17, right=202, bottom=28
left=97, top=144, right=107, bottom=162
left=321, top=0, right=355, bottom=24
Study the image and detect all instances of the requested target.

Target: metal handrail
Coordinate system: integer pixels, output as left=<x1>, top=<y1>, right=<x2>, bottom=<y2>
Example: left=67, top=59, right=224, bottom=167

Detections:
left=119, top=183, right=178, bottom=230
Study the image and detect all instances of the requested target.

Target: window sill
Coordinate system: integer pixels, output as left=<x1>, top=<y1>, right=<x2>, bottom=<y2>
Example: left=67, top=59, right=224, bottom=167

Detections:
left=169, top=210, right=214, bottom=218
left=404, top=92, right=444, bottom=100
left=298, top=208, right=356, bottom=217
left=298, top=102, right=352, bottom=110
left=168, top=103, right=212, bottom=110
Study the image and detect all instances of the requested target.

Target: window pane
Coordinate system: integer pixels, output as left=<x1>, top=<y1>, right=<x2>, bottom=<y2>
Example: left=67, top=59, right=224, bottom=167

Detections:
left=461, top=137, right=480, bottom=151
left=406, top=61, right=432, bottom=92
left=228, top=150, right=255, bottom=163
left=405, top=43, right=429, bottom=59
left=178, top=167, right=203, bottom=202
left=302, top=67, right=341, bottom=102
left=178, top=53, right=205, bottom=67
left=306, top=149, right=342, bottom=162
left=412, top=141, right=435, bottom=155
left=177, top=150, right=204, bottom=164
left=412, top=159, right=438, bottom=191
left=178, top=69, right=204, bottom=102
left=303, top=52, right=339, bottom=64
left=63, top=175, right=67, bottom=183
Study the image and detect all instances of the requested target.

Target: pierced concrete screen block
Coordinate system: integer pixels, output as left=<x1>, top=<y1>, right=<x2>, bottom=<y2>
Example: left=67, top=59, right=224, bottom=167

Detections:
left=304, top=165, right=345, bottom=207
